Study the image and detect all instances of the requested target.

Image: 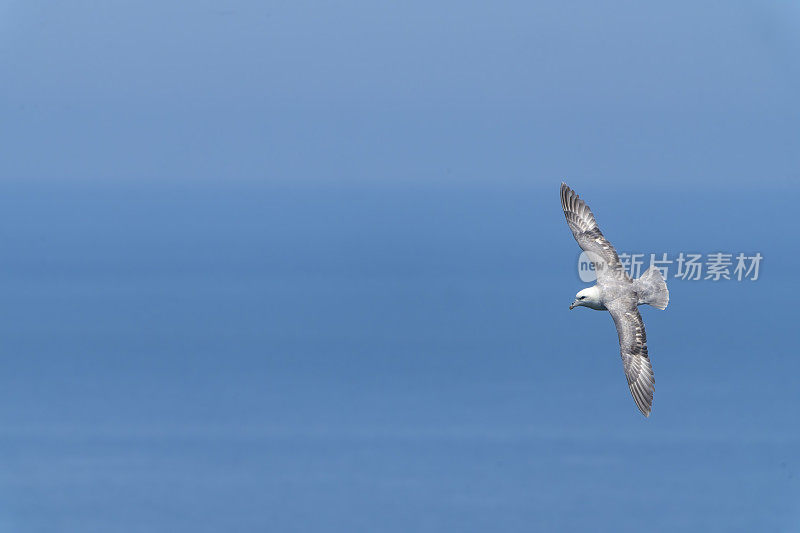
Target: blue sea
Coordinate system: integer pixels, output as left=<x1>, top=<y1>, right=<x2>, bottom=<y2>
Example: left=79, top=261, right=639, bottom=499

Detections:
left=0, top=180, right=796, bottom=531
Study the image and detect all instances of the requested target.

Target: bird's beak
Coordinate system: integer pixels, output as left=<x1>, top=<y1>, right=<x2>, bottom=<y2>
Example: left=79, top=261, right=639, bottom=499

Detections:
left=569, top=301, right=576, bottom=310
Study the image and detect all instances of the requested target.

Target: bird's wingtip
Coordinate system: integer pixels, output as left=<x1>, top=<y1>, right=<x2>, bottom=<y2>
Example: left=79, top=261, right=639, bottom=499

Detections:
left=560, top=182, right=571, bottom=203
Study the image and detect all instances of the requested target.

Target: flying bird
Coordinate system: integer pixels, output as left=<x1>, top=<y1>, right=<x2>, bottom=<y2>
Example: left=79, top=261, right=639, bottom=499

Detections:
left=560, top=183, right=669, bottom=417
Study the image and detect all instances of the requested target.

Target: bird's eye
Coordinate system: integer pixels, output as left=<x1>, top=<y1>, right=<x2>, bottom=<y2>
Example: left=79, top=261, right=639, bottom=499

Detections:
left=579, top=296, right=586, bottom=300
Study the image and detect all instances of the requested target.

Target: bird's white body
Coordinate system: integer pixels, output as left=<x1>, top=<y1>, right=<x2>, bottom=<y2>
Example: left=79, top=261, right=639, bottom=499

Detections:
left=560, top=183, right=669, bottom=417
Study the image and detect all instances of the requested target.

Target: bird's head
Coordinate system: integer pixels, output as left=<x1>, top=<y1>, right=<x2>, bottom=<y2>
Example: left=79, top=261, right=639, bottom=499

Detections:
left=570, top=286, right=602, bottom=310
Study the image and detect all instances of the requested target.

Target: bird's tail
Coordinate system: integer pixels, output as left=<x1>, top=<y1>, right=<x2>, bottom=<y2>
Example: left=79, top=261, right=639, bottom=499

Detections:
left=634, top=266, right=669, bottom=310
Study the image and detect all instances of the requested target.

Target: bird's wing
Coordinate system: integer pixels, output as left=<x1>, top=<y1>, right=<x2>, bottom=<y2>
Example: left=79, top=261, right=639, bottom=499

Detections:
left=560, top=183, right=629, bottom=283
left=607, top=298, right=655, bottom=417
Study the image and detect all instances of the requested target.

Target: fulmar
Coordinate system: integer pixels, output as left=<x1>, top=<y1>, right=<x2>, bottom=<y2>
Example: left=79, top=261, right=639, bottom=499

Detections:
left=560, top=183, right=669, bottom=417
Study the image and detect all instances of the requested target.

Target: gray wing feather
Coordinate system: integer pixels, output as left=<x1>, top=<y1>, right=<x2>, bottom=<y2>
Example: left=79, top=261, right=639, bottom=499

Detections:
left=607, top=298, right=655, bottom=417
left=560, top=183, right=629, bottom=283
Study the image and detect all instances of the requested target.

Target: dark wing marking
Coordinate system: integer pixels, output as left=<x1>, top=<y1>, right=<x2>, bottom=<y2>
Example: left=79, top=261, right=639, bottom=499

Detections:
left=607, top=297, right=655, bottom=417
left=560, top=183, right=629, bottom=283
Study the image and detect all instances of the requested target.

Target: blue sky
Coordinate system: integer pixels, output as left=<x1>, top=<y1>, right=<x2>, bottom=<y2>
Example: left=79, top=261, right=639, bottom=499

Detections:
left=1, top=1, right=799, bottom=531
left=3, top=1, right=799, bottom=186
